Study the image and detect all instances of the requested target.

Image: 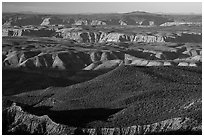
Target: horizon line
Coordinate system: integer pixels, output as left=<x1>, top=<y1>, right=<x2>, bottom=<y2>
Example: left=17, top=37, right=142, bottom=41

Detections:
left=2, top=10, right=202, bottom=15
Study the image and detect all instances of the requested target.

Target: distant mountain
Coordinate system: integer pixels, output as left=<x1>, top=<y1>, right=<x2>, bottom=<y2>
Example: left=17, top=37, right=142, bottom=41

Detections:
left=2, top=11, right=201, bottom=27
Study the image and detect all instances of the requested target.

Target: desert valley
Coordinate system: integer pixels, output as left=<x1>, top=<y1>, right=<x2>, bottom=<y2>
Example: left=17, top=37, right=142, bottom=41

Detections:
left=2, top=4, right=202, bottom=135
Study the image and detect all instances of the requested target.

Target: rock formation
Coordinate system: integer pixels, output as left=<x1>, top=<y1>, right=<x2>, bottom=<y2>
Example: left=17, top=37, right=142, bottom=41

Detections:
left=3, top=103, right=201, bottom=135
left=2, top=11, right=202, bottom=135
left=3, top=27, right=201, bottom=44
left=41, top=18, right=51, bottom=26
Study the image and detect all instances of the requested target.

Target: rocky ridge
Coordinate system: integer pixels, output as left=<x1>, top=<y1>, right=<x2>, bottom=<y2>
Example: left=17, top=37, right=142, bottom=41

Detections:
left=3, top=103, right=201, bottom=135
left=3, top=28, right=202, bottom=43
left=3, top=47, right=202, bottom=70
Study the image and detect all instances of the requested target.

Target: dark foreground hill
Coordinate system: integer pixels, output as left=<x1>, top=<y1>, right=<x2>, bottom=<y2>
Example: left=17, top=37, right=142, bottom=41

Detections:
left=3, top=66, right=202, bottom=134
left=2, top=68, right=106, bottom=96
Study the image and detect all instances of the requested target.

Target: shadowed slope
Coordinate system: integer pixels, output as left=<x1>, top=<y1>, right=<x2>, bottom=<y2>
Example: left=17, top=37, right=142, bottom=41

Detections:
left=5, top=66, right=201, bottom=128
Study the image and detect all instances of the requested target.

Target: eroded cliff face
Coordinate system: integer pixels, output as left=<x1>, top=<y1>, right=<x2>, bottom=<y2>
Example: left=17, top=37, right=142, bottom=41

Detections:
left=40, top=18, right=51, bottom=26
left=3, top=27, right=202, bottom=43
left=3, top=46, right=202, bottom=70
left=3, top=103, right=201, bottom=135
left=3, top=28, right=23, bottom=37
left=3, top=103, right=72, bottom=135
left=98, top=33, right=165, bottom=43
left=3, top=50, right=92, bottom=70
left=51, top=31, right=203, bottom=43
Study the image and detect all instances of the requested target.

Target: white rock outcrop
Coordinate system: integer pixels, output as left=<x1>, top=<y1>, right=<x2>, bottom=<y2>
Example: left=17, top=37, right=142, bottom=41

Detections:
left=40, top=18, right=50, bottom=26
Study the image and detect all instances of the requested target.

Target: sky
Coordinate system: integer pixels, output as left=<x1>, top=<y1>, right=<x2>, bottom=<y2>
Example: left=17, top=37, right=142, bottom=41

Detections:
left=2, top=2, right=202, bottom=14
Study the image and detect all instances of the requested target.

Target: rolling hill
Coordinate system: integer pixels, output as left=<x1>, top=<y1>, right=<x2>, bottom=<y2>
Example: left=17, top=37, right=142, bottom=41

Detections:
left=4, top=65, right=201, bottom=133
